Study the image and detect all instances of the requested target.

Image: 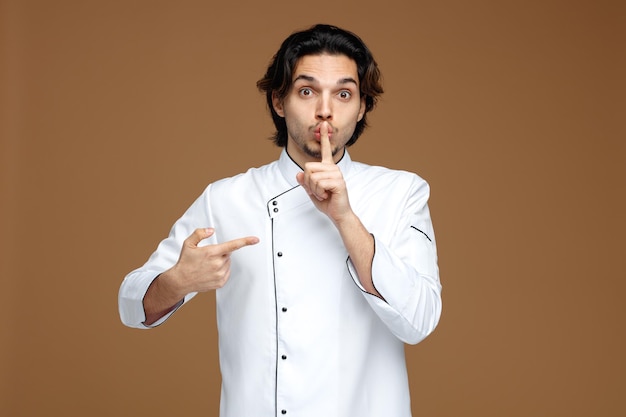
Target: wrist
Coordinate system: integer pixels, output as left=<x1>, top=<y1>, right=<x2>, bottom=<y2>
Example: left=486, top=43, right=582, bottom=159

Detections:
left=332, top=210, right=360, bottom=231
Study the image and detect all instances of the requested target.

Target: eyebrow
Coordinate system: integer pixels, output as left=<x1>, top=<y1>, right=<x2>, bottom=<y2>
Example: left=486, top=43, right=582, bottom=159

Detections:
left=293, top=74, right=358, bottom=87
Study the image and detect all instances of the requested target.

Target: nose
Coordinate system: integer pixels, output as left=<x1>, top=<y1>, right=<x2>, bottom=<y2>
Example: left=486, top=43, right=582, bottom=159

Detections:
left=316, top=93, right=332, bottom=121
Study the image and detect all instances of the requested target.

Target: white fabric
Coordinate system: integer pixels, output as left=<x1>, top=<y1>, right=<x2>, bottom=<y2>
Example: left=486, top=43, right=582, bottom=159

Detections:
left=119, top=149, right=442, bottom=417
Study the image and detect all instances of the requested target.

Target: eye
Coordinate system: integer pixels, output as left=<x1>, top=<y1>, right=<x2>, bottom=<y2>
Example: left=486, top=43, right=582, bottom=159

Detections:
left=338, top=90, right=352, bottom=100
left=299, top=88, right=313, bottom=97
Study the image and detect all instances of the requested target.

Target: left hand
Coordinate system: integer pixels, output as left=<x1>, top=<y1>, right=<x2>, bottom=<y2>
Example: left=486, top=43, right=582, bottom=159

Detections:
left=296, top=122, right=353, bottom=224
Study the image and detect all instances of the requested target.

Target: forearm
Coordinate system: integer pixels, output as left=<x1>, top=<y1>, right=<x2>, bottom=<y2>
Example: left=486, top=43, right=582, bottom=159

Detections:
left=334, top=212, right=380, bottom=298
left=142, top=269, right=185, bottom=326
left=356, top=236, right=442, bottom=344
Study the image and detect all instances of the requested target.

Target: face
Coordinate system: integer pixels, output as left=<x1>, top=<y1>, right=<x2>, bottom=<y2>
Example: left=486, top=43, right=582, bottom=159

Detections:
left=272, top=53, right=366, bottom=166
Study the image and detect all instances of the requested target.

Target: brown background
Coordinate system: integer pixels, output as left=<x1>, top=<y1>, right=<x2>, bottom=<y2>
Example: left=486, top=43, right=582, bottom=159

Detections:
left=1, top=0, right=624, bottom=416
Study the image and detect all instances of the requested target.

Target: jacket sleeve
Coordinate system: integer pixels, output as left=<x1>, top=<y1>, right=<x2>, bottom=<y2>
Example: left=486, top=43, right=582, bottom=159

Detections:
left=118, top=185, right=215, bottom=329
left=347, top=176, right=442, bottom=345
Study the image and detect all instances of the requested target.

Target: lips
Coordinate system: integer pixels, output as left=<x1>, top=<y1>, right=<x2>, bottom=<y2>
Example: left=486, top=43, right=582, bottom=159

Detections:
left=314, top=123, right=333, bottom=140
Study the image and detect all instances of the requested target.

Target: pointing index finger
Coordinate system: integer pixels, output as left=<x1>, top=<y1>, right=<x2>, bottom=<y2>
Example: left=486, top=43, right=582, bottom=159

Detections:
left=320, top=122, right=333, bottom=164
left=219, top=236, right=260, bottom=254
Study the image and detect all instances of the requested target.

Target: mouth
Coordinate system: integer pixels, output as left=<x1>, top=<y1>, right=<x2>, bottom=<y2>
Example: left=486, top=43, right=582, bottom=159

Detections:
left=314, top=124, right=334, bottom=141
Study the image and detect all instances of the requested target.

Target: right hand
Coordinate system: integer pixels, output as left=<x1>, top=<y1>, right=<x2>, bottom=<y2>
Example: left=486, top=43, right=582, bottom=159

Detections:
left=168, top=228, right=259, bottom=295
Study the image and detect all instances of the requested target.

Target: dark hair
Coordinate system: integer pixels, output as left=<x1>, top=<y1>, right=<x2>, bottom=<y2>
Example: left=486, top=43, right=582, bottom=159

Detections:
left=257, top=24, right=384, bottom=147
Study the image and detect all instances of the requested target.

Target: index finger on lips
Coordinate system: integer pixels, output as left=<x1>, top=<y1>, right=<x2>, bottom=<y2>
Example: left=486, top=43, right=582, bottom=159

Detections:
left=320, top=122, right=333, bottom=164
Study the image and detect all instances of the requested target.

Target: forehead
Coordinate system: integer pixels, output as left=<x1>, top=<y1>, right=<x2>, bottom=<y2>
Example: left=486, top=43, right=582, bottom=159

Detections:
left=292, top=53, right=359, bottom=83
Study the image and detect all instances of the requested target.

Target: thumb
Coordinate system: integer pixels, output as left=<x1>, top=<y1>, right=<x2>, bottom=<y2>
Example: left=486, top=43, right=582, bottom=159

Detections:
left=186, top=228, right=215, bottom=247
left=296, top=172, right=305, bottom=186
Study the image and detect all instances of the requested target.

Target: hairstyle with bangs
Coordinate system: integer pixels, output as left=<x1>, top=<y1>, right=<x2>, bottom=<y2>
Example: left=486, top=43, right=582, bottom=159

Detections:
left=257, top=24, right=384, bottom=147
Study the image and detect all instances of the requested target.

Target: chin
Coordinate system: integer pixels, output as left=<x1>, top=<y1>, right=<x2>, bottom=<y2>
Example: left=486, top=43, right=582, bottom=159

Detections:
left=303, top=147, right=322, bottom=159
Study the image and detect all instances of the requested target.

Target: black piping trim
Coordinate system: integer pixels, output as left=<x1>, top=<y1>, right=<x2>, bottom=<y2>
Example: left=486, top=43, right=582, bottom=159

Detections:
left=369, top=234, right=384, bottom=300
left=345, top=233, right=385, bottom=301
left=140, top=274, right=184, bottom=328
left=411, top=226, right=432, bottom=242
left=284, top=144, right=346, bottom=170
left=266, top=185, right=301, bottom=217
left=270, top=217, right=279, bottom=416
left=284, top=147, right=303, bottom=170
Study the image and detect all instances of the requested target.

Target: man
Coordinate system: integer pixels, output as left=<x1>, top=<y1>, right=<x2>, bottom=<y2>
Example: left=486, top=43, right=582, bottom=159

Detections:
left=119, top=24, right=442, bottom=417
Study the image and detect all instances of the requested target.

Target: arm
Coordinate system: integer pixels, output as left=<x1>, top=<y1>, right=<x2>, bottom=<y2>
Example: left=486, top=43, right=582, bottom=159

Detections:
left=297, top=123, right=441, bottom=344
left=332, top=212, right=379, bottom=297
left=142, top=228, right=259, bottom=325
left=348, top=194, right=442, bottom=345
left=119, top=188, right=259, bottom=328
left=296, top=122, right=380, bottom=297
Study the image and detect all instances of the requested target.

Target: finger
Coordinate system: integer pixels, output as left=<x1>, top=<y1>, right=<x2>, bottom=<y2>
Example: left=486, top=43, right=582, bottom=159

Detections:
left=320, top=122, right=333, bottom=164
left=296, top=172, right=309, bottom=193
left=186, top=228, right=215, bottom=247
left=218, top=236, right=260, bottom=254
left=297, top=170, right=326, bottom=200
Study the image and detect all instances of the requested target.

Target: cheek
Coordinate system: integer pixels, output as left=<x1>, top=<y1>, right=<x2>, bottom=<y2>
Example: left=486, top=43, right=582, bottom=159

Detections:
left=285, top=116, right=307, bottom=136
left=340, top=108, right=362, bottom=130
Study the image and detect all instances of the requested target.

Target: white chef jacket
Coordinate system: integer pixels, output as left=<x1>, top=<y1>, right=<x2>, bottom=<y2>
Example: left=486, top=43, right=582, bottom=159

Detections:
left=119, top=149, right=442, bottom=417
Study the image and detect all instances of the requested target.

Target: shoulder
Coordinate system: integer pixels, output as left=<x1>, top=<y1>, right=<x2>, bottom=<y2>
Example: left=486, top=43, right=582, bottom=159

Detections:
left=210, top=159, right=279, bottom=188
left=348, top=161, right=430, bottom=196
left=202, top=159, right=282, bottom=205
left=346, top=161, right=433, bottom=224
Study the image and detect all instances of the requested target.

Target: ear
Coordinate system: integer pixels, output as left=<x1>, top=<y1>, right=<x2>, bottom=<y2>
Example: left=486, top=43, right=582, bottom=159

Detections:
left=357, top=95, right=366, bottom=122
left=272, top=92, right=285, bottom=117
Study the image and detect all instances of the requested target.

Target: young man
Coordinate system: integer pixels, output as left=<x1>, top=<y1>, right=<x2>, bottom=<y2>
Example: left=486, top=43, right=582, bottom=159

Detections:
left=119, top=24, right=442, bottom=417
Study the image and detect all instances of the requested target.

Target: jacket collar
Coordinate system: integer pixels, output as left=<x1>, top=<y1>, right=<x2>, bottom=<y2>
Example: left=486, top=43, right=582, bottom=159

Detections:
left=278, top=148, right=353, bottom=187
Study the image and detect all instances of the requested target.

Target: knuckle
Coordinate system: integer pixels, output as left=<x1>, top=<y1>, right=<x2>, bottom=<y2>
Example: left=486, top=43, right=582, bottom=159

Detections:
left=214, top=273, right=229, bottom=288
